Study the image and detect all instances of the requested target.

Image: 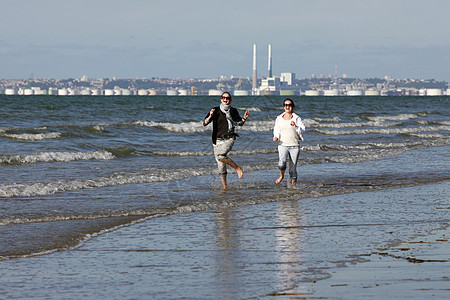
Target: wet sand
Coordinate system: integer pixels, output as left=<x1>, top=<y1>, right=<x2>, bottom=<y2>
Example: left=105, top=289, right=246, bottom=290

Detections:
left=0, top=181, right=449, bottom=299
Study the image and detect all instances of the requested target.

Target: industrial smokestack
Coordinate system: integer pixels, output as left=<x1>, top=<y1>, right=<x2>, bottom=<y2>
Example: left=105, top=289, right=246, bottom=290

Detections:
left=268, top=44, right=272, bottom=78
left=252, top=44, right=257, bottom=94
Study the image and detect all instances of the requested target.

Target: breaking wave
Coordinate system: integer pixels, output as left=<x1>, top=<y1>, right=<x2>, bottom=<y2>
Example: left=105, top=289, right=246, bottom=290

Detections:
left=0, top=167, right=213, bottom=198
left=1, top=132, right=62, bottom=141
left=0, top=150, right=115, bottom=165
left=314, top=125, right=450, bottom=136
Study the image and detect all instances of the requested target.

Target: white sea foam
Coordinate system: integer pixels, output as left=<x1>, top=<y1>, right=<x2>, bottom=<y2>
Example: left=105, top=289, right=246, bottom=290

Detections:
left=1, top=136, right=448, bottom=199
left=239, top=120, right=274, bottom=132
left=131, top=117, right=405, bottom=133
left=0, top=211, right=150, bottom=226
left=237, top=107, right=261, bottom=112
left=367, top=113, right=418, bottom=122
left=312, top=121, right=402, bottom=128
left=405, top=133, right=445, bottom=138
left=134, top=120, right=207, bottom=133
left=314, top=125, right=450, bottom=136
left=311, top=117, right=341, bottom=123
left=416, top=120, right=450, bottom=126
left=91, top=125, right=104, bottom=132
left=150, top=150, right=212, bottom=157
left=150, top=148, right=277, bottom=157
left=0, top=150, right=115, bottom=165
left=1, top=132, right=61, bottom=141
left=0, top=167, right=214, bottom=198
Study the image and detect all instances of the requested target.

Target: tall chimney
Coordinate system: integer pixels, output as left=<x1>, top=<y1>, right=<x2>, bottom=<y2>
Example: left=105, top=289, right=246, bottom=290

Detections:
left=252, top=44, right=257, bottom=94
left=267, top=44, right=272, bottom=78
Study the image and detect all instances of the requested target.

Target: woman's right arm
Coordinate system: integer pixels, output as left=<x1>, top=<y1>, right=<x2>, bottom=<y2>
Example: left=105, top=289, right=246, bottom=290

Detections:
left=203, top=108, right=215, bottom=126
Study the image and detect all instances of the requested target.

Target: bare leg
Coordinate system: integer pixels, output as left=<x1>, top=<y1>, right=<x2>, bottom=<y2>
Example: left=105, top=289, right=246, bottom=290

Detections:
left=219, top=157, right=243, bottom=179
left=291, top=178, right=297, bottom=187
left=275, top=169, right=285, bottom=184
left=221, top=176, right=227, bottom=190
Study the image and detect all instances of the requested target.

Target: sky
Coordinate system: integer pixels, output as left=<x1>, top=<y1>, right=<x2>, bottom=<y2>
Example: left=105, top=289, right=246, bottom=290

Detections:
left=1, top=0, right=449, bottom=81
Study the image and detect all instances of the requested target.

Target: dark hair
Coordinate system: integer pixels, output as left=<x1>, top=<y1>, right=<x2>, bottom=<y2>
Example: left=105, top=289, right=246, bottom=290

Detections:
left=221, top=91, right=232, bottom=99
left=283, top=98, right=295, bottom=108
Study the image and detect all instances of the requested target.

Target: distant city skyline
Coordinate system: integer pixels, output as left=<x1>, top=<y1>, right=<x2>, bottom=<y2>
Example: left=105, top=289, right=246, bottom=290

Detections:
left=1, top=0, right=449, bottom=81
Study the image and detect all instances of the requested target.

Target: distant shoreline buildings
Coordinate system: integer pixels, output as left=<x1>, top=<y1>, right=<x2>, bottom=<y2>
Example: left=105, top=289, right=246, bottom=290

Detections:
left=1, top=44, right=449, bottom=97
left=0, top=72, right=450, bottom=96
left=1, top=75, right=448, bottom=97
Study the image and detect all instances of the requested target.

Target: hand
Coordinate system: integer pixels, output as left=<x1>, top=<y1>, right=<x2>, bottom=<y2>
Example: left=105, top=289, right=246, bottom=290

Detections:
left=273, top=137, right=279, bottom=142
left=290, top=121, right=296, bottom=127
left=204, top=108, right=215, bottom=125
left=244, top=110, right=250, bottom=119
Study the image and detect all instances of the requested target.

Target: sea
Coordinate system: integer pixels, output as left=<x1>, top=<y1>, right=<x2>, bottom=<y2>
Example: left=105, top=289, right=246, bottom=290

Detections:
left=0, top=94, right=449, bottom=264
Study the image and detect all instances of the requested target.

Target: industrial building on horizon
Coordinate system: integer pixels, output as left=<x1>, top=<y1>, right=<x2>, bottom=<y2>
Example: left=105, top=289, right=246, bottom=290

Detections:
left=0, top=43, right=449, bottom=96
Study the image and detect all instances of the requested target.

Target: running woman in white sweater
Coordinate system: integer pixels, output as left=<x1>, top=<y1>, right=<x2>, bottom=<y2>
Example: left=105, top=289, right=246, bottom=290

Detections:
left=273, top=99, right=305, bottom=187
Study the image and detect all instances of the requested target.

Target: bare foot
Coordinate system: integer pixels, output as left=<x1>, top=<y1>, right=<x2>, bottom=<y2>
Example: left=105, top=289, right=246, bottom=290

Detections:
left=291, top=179, right=297, bottom=188
left=275, top=176, right=284, bottom=184
left=236, top=166, right=243, bottom=179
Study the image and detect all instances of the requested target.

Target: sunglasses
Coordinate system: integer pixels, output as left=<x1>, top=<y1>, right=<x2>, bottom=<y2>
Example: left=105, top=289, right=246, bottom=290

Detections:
left=221, top=96, right=231, bottom=100
left=283, top=103, right=293, bottom=107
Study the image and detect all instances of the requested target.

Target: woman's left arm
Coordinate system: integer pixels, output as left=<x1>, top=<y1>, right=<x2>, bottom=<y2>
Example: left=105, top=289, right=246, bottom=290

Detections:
left=232, top=108, right=250, bottom=125
left=295, top=116, right=306, bottom=140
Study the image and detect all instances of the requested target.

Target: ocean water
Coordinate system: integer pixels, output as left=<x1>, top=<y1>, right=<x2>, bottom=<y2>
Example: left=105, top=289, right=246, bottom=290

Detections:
left=0, top=95, right=449, bottom=261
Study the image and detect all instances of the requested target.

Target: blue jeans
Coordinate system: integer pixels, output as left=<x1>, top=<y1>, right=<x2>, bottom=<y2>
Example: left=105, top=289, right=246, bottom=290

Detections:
left=277, top=145, right=300, bottom=180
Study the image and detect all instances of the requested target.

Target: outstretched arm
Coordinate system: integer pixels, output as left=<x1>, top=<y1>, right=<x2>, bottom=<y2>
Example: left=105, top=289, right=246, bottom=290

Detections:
left=203, top=108, right=215, bottom=126
left=241, top=110, right=250, bottom=124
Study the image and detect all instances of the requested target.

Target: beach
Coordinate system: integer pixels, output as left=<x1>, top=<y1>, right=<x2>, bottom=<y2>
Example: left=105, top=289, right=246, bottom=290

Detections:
left=1, top=154, right=449, bottom=299
left=0, top=181, right=448, bottom=299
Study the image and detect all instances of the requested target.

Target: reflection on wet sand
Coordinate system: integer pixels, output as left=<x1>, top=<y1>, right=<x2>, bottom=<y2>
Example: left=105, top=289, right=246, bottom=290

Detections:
left=213, top=209, right=241, bottom=299
left=275, top=200, right=305, bottom=293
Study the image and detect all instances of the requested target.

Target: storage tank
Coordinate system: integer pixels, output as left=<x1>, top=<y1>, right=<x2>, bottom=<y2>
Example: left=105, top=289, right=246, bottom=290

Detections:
left=233, top=90, right=249, bottom=96
left=305, top=90, right=320, bottom=96
left=446, top=89, right=450, bottom=96
left=166, top=89, right=178, bottom=96
left=137, top=89, right=148, bottom=96
left=208, top=89, right=223, bottom=96
left=260, top=90, right=275, bottom=96
left=364, top=90, right=380, bottom=96
left=32, top=88, right=45, bottom=95
left=80, top=89, right=91, bottom=96
left=23, top=89, right=34, bottom=95
left=426, top=88, right=443, bottom=96
left=58, top=89, right=68, bottom=96
left=148, top=89, right=157, bottom=96
left=91, top=89, right=101, bottom=96
left=5, top=88, right=16, bottom=95
left=178, top=89, right=188, bottom=96
left=347, top=90, right=363, bottom=96
left=104, top=89, right=114, bottom=96
left=121, top=89, right=132, bottom=96
left=323, top=89, right=339, bottom=96
left=280, top=90, right=296, bottom=96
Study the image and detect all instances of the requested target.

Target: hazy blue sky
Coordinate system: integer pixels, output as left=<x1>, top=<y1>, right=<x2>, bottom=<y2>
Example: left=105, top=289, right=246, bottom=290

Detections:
left=1, top=0, right=449, bottom=80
